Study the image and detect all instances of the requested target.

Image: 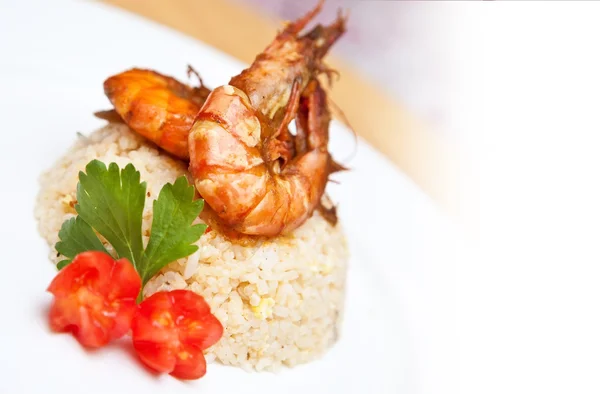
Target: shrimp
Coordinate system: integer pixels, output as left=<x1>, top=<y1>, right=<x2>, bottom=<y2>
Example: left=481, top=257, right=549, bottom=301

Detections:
left=103, top=67, right=210, bottom=160
left=188, top=1, right=346, bottom=236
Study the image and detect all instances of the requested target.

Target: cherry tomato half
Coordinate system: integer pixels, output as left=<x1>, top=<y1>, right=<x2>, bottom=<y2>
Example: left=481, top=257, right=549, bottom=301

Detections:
left=132, top=290, right=223, bottom=380
left=47, top=251, right=141, bottom=348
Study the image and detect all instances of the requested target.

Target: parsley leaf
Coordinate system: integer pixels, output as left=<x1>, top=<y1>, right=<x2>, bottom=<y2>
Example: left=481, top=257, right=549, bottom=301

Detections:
left=54, top=160, right=207, bottom=294
left=55, top=216, right=109, bottom=269
left=75, top=160, right=146, bottom=269
left=139, top=176, right=206, bottom=284
left=56, top=260, right=71, bottom=270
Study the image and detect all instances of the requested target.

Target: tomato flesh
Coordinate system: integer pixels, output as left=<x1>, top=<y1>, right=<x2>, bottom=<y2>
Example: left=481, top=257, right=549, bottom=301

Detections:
left=47, top=251, right=141, bottom=348
left=132, top=290, right=223, bottom=379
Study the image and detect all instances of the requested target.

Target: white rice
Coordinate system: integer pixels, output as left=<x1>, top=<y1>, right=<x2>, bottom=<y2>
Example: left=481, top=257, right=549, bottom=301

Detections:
left=35, top=123, right=349, bottom=371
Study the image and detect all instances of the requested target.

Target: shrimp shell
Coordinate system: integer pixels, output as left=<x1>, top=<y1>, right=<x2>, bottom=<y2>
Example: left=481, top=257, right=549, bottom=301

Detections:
left=103, top=68, right=210, bottom=160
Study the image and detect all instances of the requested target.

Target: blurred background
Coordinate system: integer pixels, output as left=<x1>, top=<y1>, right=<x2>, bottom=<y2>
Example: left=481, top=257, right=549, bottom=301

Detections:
left=233, top=0, right=454, bottom=132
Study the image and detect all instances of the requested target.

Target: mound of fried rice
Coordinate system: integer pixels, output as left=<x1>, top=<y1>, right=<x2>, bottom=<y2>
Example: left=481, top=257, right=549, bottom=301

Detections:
left=35, top=123, right=349, bottom=371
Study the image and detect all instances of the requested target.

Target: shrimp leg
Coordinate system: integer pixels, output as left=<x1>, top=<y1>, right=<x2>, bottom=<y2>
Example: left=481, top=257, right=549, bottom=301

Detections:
left=264, top=78, right=303, bottom=167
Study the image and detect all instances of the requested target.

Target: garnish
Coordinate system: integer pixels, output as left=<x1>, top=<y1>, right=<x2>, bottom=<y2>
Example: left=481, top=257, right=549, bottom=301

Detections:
left=139, top=177, right=206, bottom=284
left=56, top=160, right=206, bottom=292
left=76, top=160, right=146, bottom=270
left=55, top=216, right=108, bottom=268
left=46, top=252, right=222, bottom=379
left=47, top=251, right=141, bottom=348
left=46, top=160, right=222, bottom=380
left=132, top=290, right=223, bottom=379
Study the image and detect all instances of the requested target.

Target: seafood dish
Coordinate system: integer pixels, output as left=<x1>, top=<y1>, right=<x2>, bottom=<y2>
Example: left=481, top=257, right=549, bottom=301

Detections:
left=35, top=0, right=349, bottom=379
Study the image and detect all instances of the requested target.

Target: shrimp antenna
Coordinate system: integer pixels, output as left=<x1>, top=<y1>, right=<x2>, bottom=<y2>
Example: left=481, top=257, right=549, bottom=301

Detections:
left=327, top=96, right=358, bottom=165
left=282, top=0, right=325, bottom=36
left=187, top=65, right=205, bottom=88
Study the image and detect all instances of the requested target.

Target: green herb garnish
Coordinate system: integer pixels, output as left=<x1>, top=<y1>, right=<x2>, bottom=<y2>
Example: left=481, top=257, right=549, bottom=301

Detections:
left=55, top=160, right=206, bottom=297
left=55, top=216, right=109, bottom=266
left=76, top=161, right=146, bottom=269
left=139, top=176, right=205, bottom=284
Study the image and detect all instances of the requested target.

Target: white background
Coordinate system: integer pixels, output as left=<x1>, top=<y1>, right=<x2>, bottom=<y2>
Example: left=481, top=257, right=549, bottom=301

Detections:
left=454, top=3, right=600, bottom=393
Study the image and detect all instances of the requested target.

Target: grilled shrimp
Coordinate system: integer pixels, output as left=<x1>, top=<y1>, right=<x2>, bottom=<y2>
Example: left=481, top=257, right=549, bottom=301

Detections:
left=189, top=1, right=346, bottom=236
left=103, top=67, right=210, bottom=160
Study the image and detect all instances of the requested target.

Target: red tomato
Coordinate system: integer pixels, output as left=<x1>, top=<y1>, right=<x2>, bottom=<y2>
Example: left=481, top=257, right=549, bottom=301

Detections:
left=132, top=290, right=223, bottom=380
left=47, top=251, right=141, bottom=348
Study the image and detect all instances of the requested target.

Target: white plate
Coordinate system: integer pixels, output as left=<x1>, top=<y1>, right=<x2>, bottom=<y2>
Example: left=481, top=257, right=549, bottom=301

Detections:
left=0, top=2, right=457, bottom=393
